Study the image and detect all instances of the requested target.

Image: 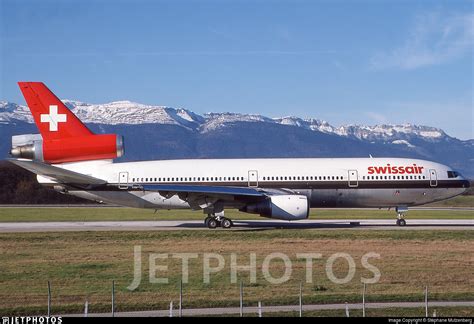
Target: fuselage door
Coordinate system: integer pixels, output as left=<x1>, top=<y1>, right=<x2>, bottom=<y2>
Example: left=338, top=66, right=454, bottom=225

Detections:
left=118, top=172, right=129, bottom=189
left=248, top=170, right=258, bottom=187
left=348, top=170, right=358, bottom=187
left=429, top=169, right=437, bottom=187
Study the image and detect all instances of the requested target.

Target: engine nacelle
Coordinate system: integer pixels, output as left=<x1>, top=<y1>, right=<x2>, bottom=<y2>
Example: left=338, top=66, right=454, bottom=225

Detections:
left=241, top=195, right=310, bottom=220
left=10, top=133, right=124, bottom=163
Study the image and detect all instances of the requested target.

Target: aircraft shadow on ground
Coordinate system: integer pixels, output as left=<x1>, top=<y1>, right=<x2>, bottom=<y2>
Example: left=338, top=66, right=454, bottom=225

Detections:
left=174, top=221, right=473, bottom=231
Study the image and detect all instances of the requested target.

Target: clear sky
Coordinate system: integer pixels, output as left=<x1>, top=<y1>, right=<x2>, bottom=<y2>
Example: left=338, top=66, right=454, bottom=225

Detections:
left=1, top=0, right=472, bottom=139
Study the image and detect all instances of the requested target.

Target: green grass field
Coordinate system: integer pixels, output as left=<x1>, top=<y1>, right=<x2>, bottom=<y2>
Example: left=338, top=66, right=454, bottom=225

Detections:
left=0, top=229, right=472, bottom=316
left=0, top=195, right=471, bottom=222
left=0, top=207, right=473, bottom=222
left=0, top=205, right=472, bottom=223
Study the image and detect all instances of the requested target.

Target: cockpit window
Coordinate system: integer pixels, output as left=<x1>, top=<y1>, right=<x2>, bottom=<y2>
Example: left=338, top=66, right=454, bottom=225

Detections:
left=447, top=171, right=460, bottom=178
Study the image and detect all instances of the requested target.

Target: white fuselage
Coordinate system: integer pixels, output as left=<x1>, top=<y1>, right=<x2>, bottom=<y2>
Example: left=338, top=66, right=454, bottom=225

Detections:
left=39, top=157, right=469, bottom=210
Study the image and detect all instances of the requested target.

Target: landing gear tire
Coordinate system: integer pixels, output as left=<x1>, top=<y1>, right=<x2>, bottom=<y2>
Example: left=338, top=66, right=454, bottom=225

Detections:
left=396, top=218, right=406, bottom=226
left=221, top=218, right=232, bottom=229
left=207, top=218, right=218, bottom=229
left=395, top=207, right=408, bottom=227
left=204, top=216, right=213, bottom=226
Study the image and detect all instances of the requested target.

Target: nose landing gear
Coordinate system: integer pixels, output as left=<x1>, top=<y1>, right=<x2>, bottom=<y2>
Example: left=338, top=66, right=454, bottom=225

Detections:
left=395, top=206, right=408, bottom=226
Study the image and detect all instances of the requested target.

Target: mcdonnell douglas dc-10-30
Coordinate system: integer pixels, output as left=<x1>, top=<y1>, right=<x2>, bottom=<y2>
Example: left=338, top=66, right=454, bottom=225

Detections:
left=8, top=82, right=470, bottom=228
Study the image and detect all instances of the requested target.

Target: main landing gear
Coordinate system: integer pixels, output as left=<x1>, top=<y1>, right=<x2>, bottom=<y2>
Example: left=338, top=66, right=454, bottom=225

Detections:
left=395, top=206, right=408, bottom=226
left=204, top=214, right=233, bottom=229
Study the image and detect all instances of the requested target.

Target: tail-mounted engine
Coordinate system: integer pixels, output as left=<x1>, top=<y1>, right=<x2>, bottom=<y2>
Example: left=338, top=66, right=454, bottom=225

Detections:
left=10, top=133, right=124, bottom=163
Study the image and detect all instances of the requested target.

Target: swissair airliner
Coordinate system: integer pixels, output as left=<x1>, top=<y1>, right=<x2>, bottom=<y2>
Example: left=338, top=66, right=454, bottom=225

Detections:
left=8, top=82, right=470, bottom=228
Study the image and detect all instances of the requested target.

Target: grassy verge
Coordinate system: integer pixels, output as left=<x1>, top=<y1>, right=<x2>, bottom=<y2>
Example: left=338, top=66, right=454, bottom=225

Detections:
left=0, top=206, right=472, bottom=222
left=204, top=307, right=474, bottom=317
left=0, top=229, right=472, bottom=315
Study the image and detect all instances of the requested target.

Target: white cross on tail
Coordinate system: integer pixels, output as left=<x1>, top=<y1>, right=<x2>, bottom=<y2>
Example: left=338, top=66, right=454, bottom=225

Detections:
left=40, top=105, right=67, bottom=131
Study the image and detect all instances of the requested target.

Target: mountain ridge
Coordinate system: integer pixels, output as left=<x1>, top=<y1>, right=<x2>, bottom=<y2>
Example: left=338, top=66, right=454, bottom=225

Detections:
left=0, top=100, right=465, bottom=142
left=1, top=100, right=472, bottom=178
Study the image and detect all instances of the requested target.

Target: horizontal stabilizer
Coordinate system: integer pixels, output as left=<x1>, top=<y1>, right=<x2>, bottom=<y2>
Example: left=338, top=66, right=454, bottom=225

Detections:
left=7, top=158, right=107, bottom=187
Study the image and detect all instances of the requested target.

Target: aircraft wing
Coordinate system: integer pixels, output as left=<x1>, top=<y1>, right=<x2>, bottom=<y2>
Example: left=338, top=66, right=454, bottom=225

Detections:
left=7, top=158, right=107, bottom=188
left=141, top=184, right=295, bottom=210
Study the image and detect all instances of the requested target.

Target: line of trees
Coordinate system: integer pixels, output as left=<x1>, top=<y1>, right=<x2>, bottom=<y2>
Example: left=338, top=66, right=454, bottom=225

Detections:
left=0, top=161, right=90, bottom=204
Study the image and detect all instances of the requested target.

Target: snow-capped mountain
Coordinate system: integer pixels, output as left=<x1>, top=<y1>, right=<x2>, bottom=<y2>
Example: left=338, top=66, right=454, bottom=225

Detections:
left=1, top=100, right=472, bottom=177
left=0, top=100, right=457, bottom=143
left=62, top=100, right=204, bottom=129
left=0, top=101, right=34, bottom=124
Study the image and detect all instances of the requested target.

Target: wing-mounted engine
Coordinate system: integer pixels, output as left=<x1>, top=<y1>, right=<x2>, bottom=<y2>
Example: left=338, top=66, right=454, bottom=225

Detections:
left=10, top=133, right=124, bottom=163
left=240, top=195, right=310, bottom=220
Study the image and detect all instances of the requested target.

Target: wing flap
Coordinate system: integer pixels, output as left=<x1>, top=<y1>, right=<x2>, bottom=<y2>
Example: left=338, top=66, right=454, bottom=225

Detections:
left=142, top=184, right=266, bottom=198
